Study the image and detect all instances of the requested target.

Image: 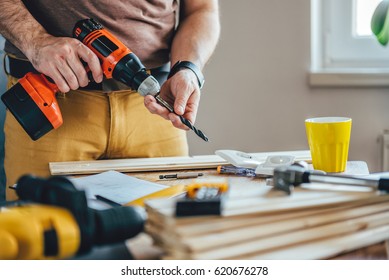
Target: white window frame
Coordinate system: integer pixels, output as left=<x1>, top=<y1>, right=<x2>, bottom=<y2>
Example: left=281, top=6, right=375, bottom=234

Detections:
left=310, top=0, right=389, bottom=86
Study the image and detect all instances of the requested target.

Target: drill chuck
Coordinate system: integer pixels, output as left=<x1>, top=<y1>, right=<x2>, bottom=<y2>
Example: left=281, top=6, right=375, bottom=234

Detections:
left=137, top=76, right=160, bottom=96
left=111, top=53, right=160, bottom=96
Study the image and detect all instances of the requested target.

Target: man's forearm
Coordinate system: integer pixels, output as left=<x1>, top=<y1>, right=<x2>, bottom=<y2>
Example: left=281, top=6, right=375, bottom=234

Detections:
left=171, top=0, right=220, bottom=69
left=0, top=0, right=50, bottom=61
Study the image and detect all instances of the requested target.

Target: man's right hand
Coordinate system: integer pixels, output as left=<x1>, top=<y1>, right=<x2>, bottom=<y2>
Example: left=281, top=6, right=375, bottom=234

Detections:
left=25, top=35, right=103, bottom=93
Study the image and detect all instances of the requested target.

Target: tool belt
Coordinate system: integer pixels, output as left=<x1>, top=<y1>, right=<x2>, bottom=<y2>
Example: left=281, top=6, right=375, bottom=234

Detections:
left=5, top=55, right=170, bottom=91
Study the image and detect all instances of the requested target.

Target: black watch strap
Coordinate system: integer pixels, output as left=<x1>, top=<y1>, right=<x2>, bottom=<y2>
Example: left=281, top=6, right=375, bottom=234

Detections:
left=168, top=60, right=205, bottom=89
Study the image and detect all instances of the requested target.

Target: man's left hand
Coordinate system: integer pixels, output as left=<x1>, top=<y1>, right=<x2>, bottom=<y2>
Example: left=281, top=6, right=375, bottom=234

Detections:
left=144, top=69, right=201, bottom=130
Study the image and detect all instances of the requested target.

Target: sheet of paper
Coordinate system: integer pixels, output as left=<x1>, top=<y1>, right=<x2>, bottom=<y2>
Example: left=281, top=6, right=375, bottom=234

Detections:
left=70, top=170, right=167, bottom=206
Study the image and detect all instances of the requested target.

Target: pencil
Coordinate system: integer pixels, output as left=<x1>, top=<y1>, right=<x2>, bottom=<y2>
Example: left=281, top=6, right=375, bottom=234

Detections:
left=95, top=195, right=122, bottom=207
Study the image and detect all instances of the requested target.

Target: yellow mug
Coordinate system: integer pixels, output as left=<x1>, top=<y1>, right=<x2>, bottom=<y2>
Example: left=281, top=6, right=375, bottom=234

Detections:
left=305, top=117, right=352, bottom=173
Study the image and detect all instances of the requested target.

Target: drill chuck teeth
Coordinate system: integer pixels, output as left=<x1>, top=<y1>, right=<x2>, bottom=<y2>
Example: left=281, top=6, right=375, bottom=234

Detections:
left=137, top=75, right=160, bottom=96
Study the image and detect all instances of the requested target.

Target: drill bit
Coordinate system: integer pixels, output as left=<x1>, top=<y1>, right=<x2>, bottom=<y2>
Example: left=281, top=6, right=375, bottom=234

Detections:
left=155, top=94, right=209, bottom=142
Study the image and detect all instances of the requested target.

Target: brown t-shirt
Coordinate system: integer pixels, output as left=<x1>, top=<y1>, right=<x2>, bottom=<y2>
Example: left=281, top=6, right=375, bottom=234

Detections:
left=5, top=0, right=178, bottom=68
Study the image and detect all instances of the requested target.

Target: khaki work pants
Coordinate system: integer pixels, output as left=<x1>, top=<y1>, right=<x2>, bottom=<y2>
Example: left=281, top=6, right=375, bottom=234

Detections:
left=4, top=76, right=188, bottom=200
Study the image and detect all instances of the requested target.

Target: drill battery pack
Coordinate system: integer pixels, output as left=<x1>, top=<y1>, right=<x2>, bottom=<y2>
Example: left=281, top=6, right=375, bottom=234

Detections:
left=1, top=73, right=62, bottom=141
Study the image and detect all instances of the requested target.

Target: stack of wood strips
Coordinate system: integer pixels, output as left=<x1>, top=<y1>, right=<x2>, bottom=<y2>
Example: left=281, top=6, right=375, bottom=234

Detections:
left=145, top=179, right=389, bottom=259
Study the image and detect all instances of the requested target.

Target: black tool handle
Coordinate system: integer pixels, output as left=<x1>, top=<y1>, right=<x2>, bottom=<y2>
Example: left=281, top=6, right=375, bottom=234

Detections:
left=378, top=178, right=389, bottom=192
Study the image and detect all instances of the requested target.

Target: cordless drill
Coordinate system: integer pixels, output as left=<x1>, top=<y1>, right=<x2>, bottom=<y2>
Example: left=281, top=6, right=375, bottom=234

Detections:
left=0, top=174, right=145, bottom=260
left=1, top=18, right=208, bottom=141
left=1, top=18, right=160, bottom=141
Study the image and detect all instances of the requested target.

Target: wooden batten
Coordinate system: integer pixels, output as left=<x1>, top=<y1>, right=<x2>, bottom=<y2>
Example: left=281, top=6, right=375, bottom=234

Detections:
left=246, top=225, right=389, bottom=260
left=49, top=150, right=312, bottom=175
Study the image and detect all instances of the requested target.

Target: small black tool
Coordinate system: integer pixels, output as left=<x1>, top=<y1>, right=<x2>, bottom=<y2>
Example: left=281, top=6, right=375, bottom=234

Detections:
left=159, top=172, right=204, bottom=180
left=175, top=182, right=228, bottom=217
left=95, top=195, right=122, bottom=207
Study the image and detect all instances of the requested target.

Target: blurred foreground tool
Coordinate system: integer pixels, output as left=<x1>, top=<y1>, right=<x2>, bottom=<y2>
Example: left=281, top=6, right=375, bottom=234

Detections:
left=175, top=182, right=229, bottom=216
left=0, top=174, right=144, bottom=259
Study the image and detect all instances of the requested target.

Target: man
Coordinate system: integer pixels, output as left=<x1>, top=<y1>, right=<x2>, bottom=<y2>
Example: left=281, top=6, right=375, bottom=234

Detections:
left=0, top=0, right=220, bottom=200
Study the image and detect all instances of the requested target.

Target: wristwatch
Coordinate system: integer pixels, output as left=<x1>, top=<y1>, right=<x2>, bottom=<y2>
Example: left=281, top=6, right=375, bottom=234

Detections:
left=168, top=60, right=205, bottom=89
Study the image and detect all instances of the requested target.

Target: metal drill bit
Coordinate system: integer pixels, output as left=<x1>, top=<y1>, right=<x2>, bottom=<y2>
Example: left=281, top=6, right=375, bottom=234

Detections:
left=155, top=94, right=209, bottom=142
left=178, top=115, right=209, bottom=142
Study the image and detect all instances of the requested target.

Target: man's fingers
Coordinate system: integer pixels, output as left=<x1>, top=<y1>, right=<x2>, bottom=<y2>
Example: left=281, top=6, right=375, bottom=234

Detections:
left=172, top=81, right=193, bottom=115
left=77, top=44, right=103, bottom=83
left=48, top=67, right=70, bottom=93
left=144, top=95, right=170, bottom=120
left=67, top=55, right=89, bottom=87
left=55, top=59, right=79, bottom=91
left=169, top=113, right=190, bottom=130
left=171, top=69, right=201, bottom=115
left=144, top=95, right=196, bottom=130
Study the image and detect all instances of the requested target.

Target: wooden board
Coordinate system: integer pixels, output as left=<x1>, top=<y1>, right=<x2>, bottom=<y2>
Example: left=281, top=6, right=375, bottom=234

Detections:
left=247, top=225, right=389, bottom=260
left=49, top=150, right=312, bottom=175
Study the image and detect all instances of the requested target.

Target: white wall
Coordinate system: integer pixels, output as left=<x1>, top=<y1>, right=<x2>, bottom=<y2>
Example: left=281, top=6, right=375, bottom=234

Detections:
left=187, top=0, right=389, bottom=172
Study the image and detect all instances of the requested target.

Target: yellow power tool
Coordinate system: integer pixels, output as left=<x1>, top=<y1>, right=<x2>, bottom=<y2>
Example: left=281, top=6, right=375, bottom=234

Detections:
left=0, top=204, right=80, bottom=260
left=0, top=174, right=145, bottom=260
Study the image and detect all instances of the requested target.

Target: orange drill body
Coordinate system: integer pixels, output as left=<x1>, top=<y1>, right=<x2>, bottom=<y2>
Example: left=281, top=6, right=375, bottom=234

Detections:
left=74, top=27, right=131, bottom=79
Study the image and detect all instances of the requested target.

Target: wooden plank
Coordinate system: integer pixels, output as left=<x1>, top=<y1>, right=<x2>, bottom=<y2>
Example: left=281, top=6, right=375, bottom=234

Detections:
left=146, top=197, right=389, bottom=238
left=181, top=202, right=389, bottom=252
left=188, top=211, right=389, bottom=259
left=125, top=233, right=165, bottom=260
left=246, top=225, right=389, bottom=260
left=49, top=150, right=312, bottom=175
left=175, top=196, right=389, bottom=236
left=50, top=155, right=226, bottom=175
left=146, top=190, right=379, bottom=220
left=174, top=207, right=339, bottom=237
left=331, top=242, right=388, bottom=260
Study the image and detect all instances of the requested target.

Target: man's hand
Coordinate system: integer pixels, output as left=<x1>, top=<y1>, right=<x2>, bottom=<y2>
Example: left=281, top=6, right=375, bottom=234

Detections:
left=26, top=35, right=103, bottom=93
left=144, top=69, right=201, bottom=130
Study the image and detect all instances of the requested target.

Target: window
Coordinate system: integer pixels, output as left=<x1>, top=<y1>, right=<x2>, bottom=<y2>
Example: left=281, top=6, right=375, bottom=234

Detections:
left=355, top=0, right=381, bottom=36
left=310, top=0, right=389, bottom=86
